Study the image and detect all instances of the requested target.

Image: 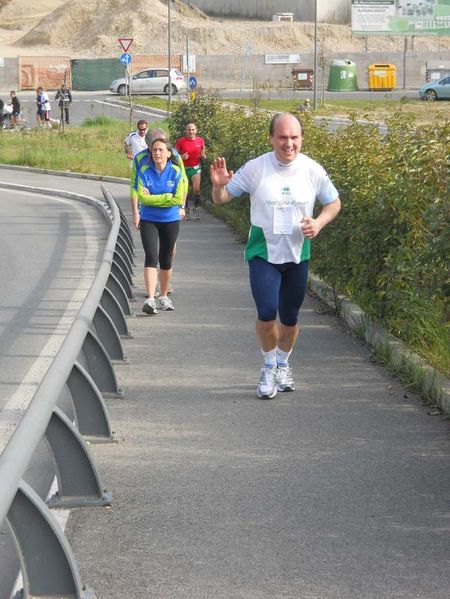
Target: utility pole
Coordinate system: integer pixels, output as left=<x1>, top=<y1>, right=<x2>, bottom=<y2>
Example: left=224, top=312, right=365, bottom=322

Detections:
left=186, top=35, right=190, bottom=100
left=313, top=0, right=318, bottom=110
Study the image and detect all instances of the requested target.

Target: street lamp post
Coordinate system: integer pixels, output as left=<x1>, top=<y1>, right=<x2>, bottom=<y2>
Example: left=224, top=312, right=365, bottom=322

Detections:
left=168, top=0, right=172, bottom=112
left=313, top=0, right=318, bottom=110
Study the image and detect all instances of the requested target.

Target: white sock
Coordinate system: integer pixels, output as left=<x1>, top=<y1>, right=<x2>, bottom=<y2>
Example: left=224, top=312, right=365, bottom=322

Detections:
left=261, top=348, right=277, bottom=368
left=276, top=348, right=292, bottom=366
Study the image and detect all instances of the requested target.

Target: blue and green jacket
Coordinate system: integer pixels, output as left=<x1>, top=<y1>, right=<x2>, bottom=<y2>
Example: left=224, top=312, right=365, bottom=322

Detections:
left=131, top=149, right=187, bottom=222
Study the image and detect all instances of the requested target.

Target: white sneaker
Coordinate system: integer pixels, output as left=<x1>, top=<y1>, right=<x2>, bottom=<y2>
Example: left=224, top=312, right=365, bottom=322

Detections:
left=158, top=296, right=174, bottom=311
left=257, top=367, right=278, bottom=399
left=277, top=365, right=295, bottom=392
left=142, top=298, right=157, bottom=315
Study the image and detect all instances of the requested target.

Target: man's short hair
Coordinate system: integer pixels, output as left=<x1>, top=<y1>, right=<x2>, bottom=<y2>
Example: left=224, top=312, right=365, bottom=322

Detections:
left=269, top=113, right=304, bottom=137
left=145, top=128, right=167, bottom=146
left=137, top=119, right=147, bottom=128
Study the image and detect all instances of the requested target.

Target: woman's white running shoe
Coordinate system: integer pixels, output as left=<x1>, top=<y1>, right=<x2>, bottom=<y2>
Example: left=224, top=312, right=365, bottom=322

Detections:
left=158, top=296, right=175, bottom=311
left=142, top=298, right=158, bottom=315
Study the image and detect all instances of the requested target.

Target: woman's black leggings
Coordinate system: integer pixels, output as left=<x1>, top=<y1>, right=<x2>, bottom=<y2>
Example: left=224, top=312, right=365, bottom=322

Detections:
left=139, top=219, right=180, bottom=269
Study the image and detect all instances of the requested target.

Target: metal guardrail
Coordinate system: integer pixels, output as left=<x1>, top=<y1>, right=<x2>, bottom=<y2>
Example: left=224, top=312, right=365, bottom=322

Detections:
left=0, top=184, right=134, bottom=599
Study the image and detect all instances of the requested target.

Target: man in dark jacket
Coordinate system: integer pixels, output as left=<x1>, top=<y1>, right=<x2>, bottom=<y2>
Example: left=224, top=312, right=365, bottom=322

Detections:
left=55, top=84, right=72, bottom=124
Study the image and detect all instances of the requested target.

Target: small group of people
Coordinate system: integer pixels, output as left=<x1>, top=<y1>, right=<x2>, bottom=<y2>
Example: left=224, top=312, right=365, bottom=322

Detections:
left=0, top=91, right=21, bottom=129
left=128, top=121, right=187, bottom=315
left=125, top=120, right=206, bottom=218
left=127, top=119, right=207, bottom=315
left=131, top=112, right=340, bottom=400
left=35, top=84, right=72, bottom=127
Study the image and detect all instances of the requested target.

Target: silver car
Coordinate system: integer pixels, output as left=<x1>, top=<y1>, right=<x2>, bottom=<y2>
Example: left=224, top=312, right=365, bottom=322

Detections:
left=110, top=68, right=186, bottom=96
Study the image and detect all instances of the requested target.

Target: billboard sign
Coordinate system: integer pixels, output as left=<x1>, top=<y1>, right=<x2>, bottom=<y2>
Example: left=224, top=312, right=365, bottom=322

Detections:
left=351, top=0, right=450, bottom=36
left=265, top=54, right=301, bottom=64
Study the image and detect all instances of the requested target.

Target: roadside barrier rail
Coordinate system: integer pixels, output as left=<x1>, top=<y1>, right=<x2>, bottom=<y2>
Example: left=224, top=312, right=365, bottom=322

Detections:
left=0, top=183, right=134, bottom=599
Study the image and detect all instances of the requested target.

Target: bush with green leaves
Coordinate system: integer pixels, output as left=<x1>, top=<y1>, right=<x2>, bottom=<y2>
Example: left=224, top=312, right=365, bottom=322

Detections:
left=170, top=94, right=449, bottom=374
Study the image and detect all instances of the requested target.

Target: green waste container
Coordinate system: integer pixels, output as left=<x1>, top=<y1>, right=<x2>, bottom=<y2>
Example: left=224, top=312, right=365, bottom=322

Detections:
left=327, top=59, right=358, bottom=92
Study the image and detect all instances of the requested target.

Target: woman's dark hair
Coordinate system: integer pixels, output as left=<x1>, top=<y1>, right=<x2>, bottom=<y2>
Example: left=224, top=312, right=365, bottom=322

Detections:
left=151, top=137, right=182, bottom=167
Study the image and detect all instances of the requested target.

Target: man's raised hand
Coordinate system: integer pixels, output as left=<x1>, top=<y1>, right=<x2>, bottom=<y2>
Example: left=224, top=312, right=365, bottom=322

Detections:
left=210, top=157, right=234, bottom=187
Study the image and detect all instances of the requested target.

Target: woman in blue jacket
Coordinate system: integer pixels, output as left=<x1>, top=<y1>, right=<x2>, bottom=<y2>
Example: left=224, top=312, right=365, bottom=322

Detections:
left=131, top=137, right=186, bottom=314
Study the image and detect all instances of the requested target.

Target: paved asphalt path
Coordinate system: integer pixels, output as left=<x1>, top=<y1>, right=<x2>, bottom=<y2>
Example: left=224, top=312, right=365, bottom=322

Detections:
left=0, top=170, right=449, bottom=598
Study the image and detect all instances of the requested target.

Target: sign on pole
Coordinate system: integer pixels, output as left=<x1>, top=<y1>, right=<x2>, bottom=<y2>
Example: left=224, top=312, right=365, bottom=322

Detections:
left=120, top=53, right=132, bottom=65
left=188, top=75, right=198, bottom=90
left=118, top=38, right=133, bottom=52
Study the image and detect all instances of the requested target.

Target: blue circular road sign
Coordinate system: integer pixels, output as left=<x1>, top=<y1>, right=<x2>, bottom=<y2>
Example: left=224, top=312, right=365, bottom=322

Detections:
left=120, top=53, right=132, bottom=65
left=188, top=75, right=198, bottom=90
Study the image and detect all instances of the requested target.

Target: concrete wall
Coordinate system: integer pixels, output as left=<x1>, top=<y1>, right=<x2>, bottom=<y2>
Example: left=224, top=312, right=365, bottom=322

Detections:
left=0, top=57, right=19, bottom=94
left=182, top=0, right=351, bottom=23
left=195, top=51, right=450, bottom=90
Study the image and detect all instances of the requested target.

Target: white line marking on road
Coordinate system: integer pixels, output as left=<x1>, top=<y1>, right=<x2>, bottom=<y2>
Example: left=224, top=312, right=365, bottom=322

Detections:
left=92, top=99, right=166, bottom=116
left=0, top=190, right=100, bottom=452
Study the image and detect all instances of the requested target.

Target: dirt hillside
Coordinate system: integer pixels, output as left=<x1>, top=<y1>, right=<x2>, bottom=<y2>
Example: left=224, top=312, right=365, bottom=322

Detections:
left=0, top=0, right=448, bottom=57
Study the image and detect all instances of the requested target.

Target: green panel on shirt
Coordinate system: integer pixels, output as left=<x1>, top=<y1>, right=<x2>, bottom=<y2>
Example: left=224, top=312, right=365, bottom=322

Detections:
left=300, top=238, right=311, bottom=261
left=245, top=225, right=268, bottom=261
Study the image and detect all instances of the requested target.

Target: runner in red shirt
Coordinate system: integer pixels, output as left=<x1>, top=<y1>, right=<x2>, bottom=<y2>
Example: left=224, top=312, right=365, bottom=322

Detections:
left=176, top=123, right=206, bottom=220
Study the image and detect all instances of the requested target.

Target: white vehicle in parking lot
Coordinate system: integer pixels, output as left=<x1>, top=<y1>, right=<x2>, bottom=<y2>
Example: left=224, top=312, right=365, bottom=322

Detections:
left=110, top=68, right=186, bottom=96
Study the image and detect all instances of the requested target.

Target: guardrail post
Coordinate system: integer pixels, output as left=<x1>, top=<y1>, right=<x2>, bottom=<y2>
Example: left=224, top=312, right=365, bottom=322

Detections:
left=115, top=238, right=134, bottom=274
left=100, top=287, right=130, bottom=337
left=106, top=272, right=131, bottom=315
left=93, top=304, right=125, bottom=362
left=67, top=362, right=115, bottom=442
left=46, top=408, right=112, bottom=508
left=80, top=330, right=123, bottom=397
left=119, top=220, right=134, bottom=251
left=113, top=250, right=133, bottom=289
left=111, top=260, right=133, bottom=300
left=7, top=481, right=96, bottom=598
left=118, top=230, right=135, bottom=263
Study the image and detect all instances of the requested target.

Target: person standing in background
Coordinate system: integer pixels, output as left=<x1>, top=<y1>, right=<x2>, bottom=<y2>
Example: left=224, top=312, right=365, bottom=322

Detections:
left=37, top=87, right=51, bottom=128
left=55, top=84, right=72, bottom=125
left=9, top=91, right=21, bottom=126
left=35, top=88, right=43, bottom=127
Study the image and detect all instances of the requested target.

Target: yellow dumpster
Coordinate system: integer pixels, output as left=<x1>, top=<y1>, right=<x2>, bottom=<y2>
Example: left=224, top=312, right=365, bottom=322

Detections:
left=368, top=64, right=396, bottom=91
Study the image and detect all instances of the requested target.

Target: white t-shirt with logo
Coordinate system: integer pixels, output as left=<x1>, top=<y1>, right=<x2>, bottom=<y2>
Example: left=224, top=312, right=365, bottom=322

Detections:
left=125, top=131, right=148, bottom=158
left=226, top=151, right=339, bottom=264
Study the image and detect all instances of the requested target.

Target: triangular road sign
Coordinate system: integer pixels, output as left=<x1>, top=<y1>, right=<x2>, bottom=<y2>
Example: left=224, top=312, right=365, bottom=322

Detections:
left=118, top=38, right=133, bottom=52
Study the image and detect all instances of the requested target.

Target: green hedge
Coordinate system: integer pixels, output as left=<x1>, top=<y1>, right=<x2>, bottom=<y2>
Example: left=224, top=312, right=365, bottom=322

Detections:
left=169, top=93, right=449, bottom=374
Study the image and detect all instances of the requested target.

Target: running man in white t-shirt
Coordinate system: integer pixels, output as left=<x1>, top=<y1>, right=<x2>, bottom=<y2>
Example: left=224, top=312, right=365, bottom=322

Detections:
left=210, top=113, right=341, bottom=399
left=124, top=120, right=148, bottom=162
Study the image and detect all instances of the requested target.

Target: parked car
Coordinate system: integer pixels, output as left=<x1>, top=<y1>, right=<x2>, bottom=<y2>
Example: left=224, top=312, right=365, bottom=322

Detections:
left=110, top=68, right=186, bottom=96
left=418, top=76, right=450, bottom=101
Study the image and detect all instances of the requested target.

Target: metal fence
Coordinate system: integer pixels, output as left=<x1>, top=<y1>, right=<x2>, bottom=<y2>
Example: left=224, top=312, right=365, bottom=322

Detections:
left=0, top=184, right=133, bottom=599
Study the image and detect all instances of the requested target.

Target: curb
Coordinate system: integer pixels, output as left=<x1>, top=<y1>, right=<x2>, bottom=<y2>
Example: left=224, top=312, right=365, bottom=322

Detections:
left=0, top=163, right=129, bottom=185
left=308, top=273, right=450, bottom=414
